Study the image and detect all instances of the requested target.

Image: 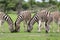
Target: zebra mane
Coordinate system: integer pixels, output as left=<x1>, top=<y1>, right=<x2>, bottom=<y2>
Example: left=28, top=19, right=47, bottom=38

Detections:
left=7, top=14, right=13, bottom=21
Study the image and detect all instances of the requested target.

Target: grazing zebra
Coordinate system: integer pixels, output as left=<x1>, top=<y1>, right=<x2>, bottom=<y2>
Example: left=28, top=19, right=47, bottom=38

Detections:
left=0, top=12, right=14, bottom=33
left=50, top=11, right=60, bottom=32
left=14, top=10, right=31, bottom=32
left=27, top=10, right=51, bottom=33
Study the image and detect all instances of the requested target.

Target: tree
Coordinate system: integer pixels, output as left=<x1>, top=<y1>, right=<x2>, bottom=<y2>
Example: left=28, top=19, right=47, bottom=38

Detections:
left=28, top=0, right=36, bottom=9
left=22, top=2, right=30, bottom=10
left=16, top=0, right=23, bottom=14
left=49, top=0, right=57, bottom=5
left=0, top=0, right=6, bottom=12
left=42, top=0, right=45, bottom=3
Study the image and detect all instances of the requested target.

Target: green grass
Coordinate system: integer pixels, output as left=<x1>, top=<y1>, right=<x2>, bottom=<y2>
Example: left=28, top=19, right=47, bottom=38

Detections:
left=0, top=14, right=60, bottom=40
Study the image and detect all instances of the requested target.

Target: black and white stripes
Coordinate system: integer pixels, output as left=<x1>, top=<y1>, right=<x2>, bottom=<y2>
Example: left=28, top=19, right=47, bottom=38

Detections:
left=0, top=12, right=14, bottom=32
left=3, top=14, right=9, bottom=21
left=27, top=10, right=50, bottom=33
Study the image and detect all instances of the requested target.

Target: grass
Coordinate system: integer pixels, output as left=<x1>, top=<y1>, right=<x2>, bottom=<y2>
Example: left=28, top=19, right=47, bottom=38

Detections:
left=0, top=14, right=60, bottom=40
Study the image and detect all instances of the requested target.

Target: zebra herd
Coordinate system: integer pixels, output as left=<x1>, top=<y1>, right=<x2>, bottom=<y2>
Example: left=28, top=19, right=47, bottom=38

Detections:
left=0, top=9, right=60, bottom=33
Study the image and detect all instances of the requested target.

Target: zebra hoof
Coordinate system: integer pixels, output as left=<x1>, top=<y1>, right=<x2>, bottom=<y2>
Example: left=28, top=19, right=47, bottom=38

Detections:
left=11, top=31, right=15, bottom=33
left=14, top=30, right=20, bottom=32
left=46, top=30, right=48, bottom=33
left=11, top=30, right=19, bottom=33
left=27, top=30, right=31, bottom=32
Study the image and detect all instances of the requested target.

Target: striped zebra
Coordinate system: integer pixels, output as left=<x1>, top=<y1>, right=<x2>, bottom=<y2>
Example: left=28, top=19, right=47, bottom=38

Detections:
left=27, top=9, right=51, bottom=33
left=0, top=12, right=14, bottom=33
left=50, top=11, right=60, bottom=32
left=14, top=10, right=31, bottom=32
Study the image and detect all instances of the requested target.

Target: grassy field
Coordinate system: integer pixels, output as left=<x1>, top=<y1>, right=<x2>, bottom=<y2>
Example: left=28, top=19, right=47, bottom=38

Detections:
left=0, top=14, right=60, bottom=40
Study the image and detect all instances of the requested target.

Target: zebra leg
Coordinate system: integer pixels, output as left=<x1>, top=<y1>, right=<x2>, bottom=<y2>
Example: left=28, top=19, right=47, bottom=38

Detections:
left=57, top=20, right=60, bottom=32
left=52, top=20, right=55, bottom=32
left=0, top=20, right=5, bottom=33
left=38, top=20, right=42, bottom=32
left=41, top=22, right=45, bottom=30
left=43, top=22, right=46, bottom=30
left=0, top=20, right=2, bottom=32
left=45, top=22, right=50, bottom=33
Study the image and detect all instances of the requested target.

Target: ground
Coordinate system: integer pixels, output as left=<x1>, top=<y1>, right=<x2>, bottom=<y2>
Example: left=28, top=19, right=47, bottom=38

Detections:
left=0, top=14, right=60, bottom=40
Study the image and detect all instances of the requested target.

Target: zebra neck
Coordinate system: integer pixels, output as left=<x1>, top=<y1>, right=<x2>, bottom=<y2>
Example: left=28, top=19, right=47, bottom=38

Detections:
left=29, top=16, right=36, bottom=26
left=3, top=14, right=13, bottom=25
left=16, top=15, right=23, bottom=24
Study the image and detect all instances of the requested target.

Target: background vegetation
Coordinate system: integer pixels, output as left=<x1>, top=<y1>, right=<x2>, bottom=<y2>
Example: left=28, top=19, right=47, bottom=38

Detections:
left=0, top=0, right=60, bottom=14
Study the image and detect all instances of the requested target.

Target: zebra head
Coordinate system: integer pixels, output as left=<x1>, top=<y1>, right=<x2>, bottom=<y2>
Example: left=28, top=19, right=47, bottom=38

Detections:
left=0, top=12, right=15, bottom=33
left=27, top=22, right=33, bottom=32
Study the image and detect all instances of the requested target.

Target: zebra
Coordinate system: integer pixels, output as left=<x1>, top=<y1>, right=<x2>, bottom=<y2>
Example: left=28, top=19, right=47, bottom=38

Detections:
left=50, top=11, right=60, bottom=32
left=0, top=12, right=14, bottom=33
left=14, top=10, right=31, bottom=32
left=27, top=9, right=51, bottom=33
